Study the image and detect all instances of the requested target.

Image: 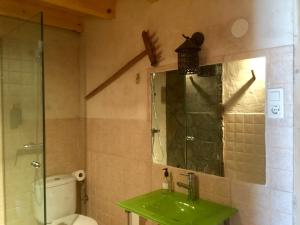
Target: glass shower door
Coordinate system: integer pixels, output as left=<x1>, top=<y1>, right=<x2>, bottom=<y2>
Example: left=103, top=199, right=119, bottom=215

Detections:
left=0, top=14, right=45, bottom=225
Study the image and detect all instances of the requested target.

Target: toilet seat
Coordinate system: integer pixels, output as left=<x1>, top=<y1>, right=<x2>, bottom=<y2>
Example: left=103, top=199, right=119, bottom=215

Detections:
left=50, top=214, right=98, bottom=225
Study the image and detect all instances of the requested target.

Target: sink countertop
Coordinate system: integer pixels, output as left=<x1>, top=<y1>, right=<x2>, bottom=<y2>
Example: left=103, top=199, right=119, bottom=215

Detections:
left=118, top=189, right=237, bottom=225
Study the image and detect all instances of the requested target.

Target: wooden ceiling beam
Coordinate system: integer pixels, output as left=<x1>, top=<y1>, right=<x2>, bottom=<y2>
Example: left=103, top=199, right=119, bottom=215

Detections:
left=37, top=0, right=116, bottom=19
left=0, top=0, right=83, bottom=32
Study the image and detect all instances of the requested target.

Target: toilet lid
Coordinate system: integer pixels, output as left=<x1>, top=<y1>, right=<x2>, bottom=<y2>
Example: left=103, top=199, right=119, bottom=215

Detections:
left=73, top=215, right=98, bottom=225
left=50, top=214, right=98, bottom=225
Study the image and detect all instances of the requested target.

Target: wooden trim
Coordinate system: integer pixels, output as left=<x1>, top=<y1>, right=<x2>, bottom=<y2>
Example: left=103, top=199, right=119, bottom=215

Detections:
left=37, top=0, right=116, bottom=19
left=85, top=51, right=148, bottom=100
left=0, top=0, right=83, bottom=32
left=85, top=30, right=159, bottom=100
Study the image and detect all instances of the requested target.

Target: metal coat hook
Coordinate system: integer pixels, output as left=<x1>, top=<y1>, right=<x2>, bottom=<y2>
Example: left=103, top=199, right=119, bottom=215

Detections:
left=251, top=70, right=256, bottom=80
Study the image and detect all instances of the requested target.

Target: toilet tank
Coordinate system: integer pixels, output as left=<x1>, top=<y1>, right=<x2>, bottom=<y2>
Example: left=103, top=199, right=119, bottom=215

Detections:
left=33, top=174, right=77, bottom=223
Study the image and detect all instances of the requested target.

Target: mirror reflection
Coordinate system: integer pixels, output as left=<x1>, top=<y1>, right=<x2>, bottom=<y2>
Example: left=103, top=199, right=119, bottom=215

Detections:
left=151, top=57, right=266, bottom=184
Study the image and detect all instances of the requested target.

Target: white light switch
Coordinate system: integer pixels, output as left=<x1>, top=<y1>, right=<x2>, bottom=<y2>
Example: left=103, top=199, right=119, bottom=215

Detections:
left=268, top=88, right=284, bottom=119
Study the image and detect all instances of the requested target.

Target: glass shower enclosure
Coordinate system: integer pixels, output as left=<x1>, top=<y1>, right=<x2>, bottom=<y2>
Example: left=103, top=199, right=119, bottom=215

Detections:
left=0, top=13, right=45, bottom=225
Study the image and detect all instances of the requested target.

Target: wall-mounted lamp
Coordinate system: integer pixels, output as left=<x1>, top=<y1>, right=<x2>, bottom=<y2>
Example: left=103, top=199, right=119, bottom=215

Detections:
left=175, top=32, right=205, bottom=75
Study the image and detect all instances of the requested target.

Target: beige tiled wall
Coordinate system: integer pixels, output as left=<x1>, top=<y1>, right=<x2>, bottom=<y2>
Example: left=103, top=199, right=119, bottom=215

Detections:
left=44, top=27, right=85, bottom=176
left=224, top=113, right=266, bottom=184
left=222, top=57, right=266, bottom=184
left=45, top=118, right=85, bottom=175
left=82, top=0, right=294, bottom=225
left=86, top=118, right=152, bottom=225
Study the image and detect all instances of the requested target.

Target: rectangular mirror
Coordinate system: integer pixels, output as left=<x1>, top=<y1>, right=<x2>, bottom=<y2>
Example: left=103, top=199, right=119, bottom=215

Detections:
left=151, top=57, right=266, bottom=184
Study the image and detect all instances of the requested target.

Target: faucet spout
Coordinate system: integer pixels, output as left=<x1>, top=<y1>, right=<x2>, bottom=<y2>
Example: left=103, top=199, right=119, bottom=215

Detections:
left=177, top=182, right=189, bottom=189
left=176, top=172, right=197, bottom=201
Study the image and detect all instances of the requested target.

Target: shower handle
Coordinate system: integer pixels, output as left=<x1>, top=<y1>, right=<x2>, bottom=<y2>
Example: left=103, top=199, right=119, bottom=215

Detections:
left=31, top=161, right=41, bottom=168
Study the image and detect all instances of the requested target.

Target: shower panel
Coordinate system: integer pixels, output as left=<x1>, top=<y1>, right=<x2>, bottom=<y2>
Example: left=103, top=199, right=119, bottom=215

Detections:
left=0, top=14, right=45, bottom=225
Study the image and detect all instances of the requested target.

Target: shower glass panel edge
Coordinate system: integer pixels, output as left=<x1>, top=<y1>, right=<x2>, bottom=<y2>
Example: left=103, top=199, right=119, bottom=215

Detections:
left=0, top=12, right=45, bottom=225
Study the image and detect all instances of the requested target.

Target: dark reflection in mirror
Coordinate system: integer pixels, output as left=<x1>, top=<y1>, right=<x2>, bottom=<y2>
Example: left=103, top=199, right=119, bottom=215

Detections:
left=165, top=65, right=223, bottom=176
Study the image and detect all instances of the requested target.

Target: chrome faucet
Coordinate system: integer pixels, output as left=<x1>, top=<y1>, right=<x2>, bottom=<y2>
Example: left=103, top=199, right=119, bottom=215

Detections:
left=177, top=172, right=197, bottom=201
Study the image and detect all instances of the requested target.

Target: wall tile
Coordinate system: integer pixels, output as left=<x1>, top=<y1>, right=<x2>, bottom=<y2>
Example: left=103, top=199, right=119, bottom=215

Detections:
left=224, top=113, right=266, bottom=184
left=270, top=149, right=293, bottom=171
left=270, top=211, right=293, bottom=225
left=45, top=118, right=85, bottom=176
left=270, top=190, right=293, bottom=214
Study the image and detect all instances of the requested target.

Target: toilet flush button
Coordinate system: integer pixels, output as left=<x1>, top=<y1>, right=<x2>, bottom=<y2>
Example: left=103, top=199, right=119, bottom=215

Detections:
left=268, top=88, right=284, bottom=119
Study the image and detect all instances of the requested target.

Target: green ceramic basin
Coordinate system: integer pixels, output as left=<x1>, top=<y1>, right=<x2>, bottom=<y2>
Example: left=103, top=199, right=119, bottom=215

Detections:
left=118, top=190, right=237, bottom=225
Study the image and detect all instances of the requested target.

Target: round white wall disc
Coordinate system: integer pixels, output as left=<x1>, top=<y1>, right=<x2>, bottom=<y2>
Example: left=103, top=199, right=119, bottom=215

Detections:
left=231, top=18, right=249, bottom=38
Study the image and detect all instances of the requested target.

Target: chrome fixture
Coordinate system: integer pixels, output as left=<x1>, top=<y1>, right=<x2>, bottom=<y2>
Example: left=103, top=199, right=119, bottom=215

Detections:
left=151, top=128, right=160, bottom=135
left=23, top=143, right=43, bottom=150
left=177, top=172, right=197, bottom=200
left=31, top=161, right=41, bottom=168
left=15, top=143, right=43, bottom=165
left=186, top=136, right=195, bottom=141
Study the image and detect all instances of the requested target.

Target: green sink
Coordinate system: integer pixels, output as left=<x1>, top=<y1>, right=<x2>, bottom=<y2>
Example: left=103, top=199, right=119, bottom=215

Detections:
left=118, top=190, right=237, bottom=225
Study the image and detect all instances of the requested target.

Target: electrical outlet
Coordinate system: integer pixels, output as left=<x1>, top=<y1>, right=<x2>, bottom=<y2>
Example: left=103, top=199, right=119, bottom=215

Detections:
left=267, top=88, right=284, bottom=119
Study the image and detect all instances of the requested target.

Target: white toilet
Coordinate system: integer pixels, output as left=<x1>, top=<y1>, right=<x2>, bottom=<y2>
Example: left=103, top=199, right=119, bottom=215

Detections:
left=33, top=174, right=98, bottom=225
